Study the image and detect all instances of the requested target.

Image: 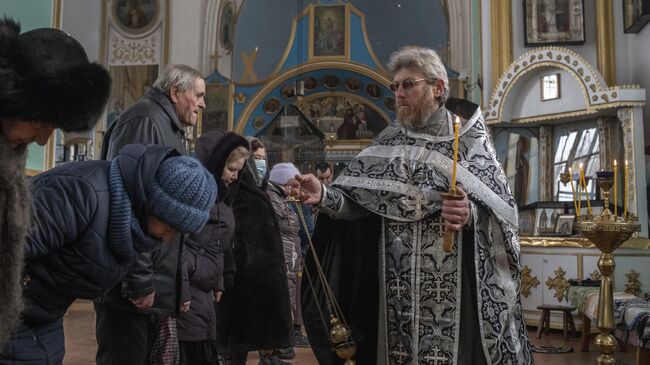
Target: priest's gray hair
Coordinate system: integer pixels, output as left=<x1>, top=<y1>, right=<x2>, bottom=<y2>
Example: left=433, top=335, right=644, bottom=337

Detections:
left=387, top=46, right=450, bottom=105
left=153, top=64, right=203, bottom=95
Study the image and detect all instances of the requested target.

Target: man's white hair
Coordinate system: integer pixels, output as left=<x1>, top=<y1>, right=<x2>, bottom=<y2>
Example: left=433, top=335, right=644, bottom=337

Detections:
left=153, top=64, right=203, bottom=95
left=387, top=46, right=450, bottom=105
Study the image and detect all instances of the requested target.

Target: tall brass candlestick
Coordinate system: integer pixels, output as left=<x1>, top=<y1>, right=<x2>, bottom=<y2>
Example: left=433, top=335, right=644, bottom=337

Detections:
left=442, top=118, right=462, bottom=252
left=575, top=174, right=639, bottom=365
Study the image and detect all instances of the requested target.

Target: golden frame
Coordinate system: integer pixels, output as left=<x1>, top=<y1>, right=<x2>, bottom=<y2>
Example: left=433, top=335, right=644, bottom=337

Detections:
left=309, top=3, right=350, bottom=61
left=202, top=82, right=235, bottom=133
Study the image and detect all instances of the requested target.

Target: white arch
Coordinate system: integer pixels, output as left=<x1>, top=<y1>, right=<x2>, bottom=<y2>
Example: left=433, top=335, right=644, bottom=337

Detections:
left=484, top=47, right=644, bottom=123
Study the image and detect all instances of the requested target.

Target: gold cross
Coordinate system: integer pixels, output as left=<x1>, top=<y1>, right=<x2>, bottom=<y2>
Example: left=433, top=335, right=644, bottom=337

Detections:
left=240, top=48, right=258, bottom=83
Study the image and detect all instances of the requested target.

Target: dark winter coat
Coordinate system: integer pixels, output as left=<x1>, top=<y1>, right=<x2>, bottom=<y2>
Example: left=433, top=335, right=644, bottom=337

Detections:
left=98, top=87, right=186, bottom=315
left=177, top=130, right=248, bottom=342
left=23, top=145, right=177, bottom=326
left=215, top=160, right=293, bottom=352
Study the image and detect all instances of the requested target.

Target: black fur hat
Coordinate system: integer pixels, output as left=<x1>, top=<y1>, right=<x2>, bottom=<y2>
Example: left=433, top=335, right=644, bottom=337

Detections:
left=0, top=17, right=111, bottom=131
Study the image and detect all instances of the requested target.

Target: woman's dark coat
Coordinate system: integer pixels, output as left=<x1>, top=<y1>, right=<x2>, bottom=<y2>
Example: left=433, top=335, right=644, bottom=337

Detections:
left=23, top=145, right=176, bottom=326
left=177, top=130, right=247, bottom=342
left=215, top=159, right=293, bottom=352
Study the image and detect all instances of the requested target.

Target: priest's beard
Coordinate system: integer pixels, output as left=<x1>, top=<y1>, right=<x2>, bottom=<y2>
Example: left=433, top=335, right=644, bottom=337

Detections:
left=397, top=93, right=439, bottom=130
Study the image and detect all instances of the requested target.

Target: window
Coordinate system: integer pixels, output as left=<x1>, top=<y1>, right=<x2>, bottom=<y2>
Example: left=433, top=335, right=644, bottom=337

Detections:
left=554, top=127, right=599, bottom=201
left=541, top=73, right=561, bottom=101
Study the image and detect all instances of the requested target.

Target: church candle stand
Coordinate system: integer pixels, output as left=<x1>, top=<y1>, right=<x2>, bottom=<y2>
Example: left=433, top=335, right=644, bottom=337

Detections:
left=574, top=170, right=640, bottom=365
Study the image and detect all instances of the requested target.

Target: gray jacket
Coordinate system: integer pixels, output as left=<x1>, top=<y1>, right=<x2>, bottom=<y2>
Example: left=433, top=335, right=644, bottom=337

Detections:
left=97, top=87, right=186, bottom=315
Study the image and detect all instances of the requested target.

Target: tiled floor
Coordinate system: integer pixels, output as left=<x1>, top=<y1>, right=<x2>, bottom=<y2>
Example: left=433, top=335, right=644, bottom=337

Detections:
left=64, top=299, right=639, bottom=364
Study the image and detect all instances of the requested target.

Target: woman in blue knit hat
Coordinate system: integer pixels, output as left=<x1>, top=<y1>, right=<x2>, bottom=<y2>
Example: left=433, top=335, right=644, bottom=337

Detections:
left=0, top=144, right=217, bottom=364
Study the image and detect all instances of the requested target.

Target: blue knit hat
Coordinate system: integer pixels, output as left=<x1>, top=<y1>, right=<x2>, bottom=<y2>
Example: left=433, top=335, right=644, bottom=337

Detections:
left=148, top=156, right=217, bottom=234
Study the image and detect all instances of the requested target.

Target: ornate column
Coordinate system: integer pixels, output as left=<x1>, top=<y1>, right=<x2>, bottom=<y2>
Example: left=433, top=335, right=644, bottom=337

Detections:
left=490, top=1, right=512, bottom=92
left=596, top=0, right=616, bottom=86
left=539, top=125, right=553, bottom=201
left=618, top=108, right=645, bottom=221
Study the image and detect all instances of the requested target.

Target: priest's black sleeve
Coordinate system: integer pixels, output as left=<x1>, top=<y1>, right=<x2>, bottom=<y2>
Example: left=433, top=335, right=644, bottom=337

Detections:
left=301, top=213, right=382, bottom=365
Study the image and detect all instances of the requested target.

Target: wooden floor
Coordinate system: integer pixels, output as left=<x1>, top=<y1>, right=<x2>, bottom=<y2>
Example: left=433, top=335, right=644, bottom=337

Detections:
left=63, top=300, right=637, bottom=364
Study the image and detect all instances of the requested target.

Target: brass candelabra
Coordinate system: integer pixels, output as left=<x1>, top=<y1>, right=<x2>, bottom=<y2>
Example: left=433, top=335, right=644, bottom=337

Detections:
left=574, top=171, right=639, bottom=365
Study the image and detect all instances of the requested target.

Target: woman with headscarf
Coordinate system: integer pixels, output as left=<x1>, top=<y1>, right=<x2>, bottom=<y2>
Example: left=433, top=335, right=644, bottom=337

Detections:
left=176, top=130, right=249, bottom=365
left=215, top=138, right=293, bottom=365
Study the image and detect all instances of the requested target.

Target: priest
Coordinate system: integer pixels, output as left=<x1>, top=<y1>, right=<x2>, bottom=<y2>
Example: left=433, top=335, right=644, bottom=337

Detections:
left=295, top=46, right=533, bottom=365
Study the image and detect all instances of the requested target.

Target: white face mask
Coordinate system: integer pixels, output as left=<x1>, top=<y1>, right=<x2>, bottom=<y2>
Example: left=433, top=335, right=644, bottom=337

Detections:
left=255, top=159, right=267, bottom=176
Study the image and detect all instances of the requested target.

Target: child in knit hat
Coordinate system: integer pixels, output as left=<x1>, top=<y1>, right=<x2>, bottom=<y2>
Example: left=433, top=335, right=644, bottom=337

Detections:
left=0, top=144, right=216, bottom=363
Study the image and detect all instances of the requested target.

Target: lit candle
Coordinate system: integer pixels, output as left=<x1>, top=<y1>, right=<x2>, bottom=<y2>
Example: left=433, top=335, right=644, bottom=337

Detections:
left=568, top=167, right=578, bottom=215
left=577, top=164, right=583, bottom=217
left=581, top=163, right=593, bottom=216
left=613, top=160, right=617, bottom=217
left=450, top=117, right=460, bottom=192
left=623, top=160, right=627, bottom=217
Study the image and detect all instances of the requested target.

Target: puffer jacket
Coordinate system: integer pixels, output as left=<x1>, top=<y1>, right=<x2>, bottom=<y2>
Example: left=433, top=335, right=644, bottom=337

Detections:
left=24, top=145, right=178, bottom=325
left=177, top=130, right=248, bottom=342
left=266, top=182, right=301, bottom=274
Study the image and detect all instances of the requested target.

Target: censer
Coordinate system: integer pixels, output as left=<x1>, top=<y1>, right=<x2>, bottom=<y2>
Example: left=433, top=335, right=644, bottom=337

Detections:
left=286, top=193, right=356, bottom=365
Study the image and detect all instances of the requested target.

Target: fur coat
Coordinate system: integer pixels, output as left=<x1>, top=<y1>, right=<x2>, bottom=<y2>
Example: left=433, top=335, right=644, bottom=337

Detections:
left=215, top=160, right=293, bottom=352
left=0, top=137, right=29, bottom=345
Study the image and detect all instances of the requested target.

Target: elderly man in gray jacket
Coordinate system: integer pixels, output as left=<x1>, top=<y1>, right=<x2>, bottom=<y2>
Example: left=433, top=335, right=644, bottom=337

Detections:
left=96, top=64, right=206, bottom=365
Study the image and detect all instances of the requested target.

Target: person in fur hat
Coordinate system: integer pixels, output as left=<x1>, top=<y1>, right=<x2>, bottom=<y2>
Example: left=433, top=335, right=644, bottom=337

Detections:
left=0, top=17, right=111, bottom=346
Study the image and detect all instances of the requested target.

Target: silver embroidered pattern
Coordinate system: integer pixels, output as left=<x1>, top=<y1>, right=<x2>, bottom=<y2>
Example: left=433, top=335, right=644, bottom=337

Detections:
left=329, top=105, right=531, bottom=364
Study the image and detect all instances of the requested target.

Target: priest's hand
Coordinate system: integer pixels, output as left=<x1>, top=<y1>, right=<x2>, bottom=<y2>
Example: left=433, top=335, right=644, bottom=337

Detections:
left=442, top=187, right=470, bottom=231
left=286, top=174, right=322, bottom=205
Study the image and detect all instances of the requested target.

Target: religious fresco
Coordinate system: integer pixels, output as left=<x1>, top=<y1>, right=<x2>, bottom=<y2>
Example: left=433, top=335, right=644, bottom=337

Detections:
left=232, top=1, right=448, bottom=82
left=301, top=95, right=389, bottom=140
left=112, top=0, right=159, bottom=34
left=344, top=77, right=361, bottom=92
left=495, top=130, right=540, bottom=207
left=219, top=1, right=235, bottom=54
left=202, top=83, right=231, bottom=132
left=313, top=5, right=346, bottom=57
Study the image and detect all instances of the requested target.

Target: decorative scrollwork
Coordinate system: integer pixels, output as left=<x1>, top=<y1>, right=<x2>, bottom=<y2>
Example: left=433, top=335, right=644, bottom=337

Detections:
left=589, top=269, right=602, bottom=280
left=521, top=265, right=540, bottom=298
left=625, top=270, right=641, bottom=297
left=110, top=36, right=157, bottom=65
left=546, top=267, right=570, bottom=302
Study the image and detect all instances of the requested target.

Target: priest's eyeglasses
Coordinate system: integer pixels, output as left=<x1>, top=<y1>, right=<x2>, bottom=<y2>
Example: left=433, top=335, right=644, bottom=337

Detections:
left=389, top=78, right=429, bottom=92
